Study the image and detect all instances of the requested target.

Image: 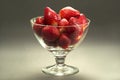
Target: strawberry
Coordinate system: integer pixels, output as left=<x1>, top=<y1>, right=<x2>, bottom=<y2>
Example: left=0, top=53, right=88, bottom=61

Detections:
left=69, top=13, right=87, bottom=25
left=70, top=26, right=83, bottom=45
left=69, top=14, right=88, bottom=31
left=78, top=13, right=87, bottom=24
left=58, top=18, right=69, bottom=26
left=63, top=25, right=83, bottom=45
left=44, top=7, right=60, bottom=25
left=69, top=17, right=80, bottom=25
left=33, top=24, right=43, bottom=36
left=59, top=6, right=80, bottom=20
left=35, top=17, right=44, bottom=24
left=58, top=34, right=71, bottom=49
left=43, top=38, right=58, bottom=47
left=33, top=17, right=44, bottom=36
left=70, top=33, right=82, bottom=45
left=78, top=13, right=88, bottom=30
left=58, top=18, right=69, bottom=33
left=41, top=26, right=60, bottom=41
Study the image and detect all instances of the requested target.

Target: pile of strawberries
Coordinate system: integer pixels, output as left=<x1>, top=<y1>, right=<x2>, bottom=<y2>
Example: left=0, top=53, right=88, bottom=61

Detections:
left=33, top=6, right=88, bottom=49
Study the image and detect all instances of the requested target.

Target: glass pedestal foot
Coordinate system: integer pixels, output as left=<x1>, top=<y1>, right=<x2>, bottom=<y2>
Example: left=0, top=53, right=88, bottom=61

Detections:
left=42, top=65, right=79, bottom=76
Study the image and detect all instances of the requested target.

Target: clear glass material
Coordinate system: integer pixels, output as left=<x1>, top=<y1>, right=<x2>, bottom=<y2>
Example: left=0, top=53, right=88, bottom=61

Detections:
left=30, top=17, right=90, bottom=76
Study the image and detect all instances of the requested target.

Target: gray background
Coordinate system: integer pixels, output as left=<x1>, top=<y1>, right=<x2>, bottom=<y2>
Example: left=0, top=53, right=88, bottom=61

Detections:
left=0, top=0, right=120, bottom=80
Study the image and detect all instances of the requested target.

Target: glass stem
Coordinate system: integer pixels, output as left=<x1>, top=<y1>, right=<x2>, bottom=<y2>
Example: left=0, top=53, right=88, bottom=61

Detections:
left=55, top=56, right=66, bottom=66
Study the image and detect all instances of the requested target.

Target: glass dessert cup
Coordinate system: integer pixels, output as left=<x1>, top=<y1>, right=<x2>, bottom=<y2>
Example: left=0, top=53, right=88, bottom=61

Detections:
left=30, top=17, right=90, bottom=76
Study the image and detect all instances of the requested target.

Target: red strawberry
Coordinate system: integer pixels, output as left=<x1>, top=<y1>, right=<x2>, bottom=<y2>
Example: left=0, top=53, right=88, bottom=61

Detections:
left=69, top=17, right=80, bottom=25
left=44, top=7, right=60, bottom=25
left=59, top=6, right=80, bottom=20
left=35, top=17, right=44, bottom=24
left=70, top=34, right=82, bottom=45
left=78, top=13, right=88, bottom=30
left=63, top=25, right=83, bottom=45
left=41, top=26, right=60, bottom=41
left=58, top=18, right=69, bottom=32
left=69, top=14, right=88, bottom=31
left=78, top=13, right=87, bottom=24
left=33, top=24, right=43, bottom=36
left=33, top=17, right=44, bottom=36
left=69, top=13, right=87, bottom=25
left=58, top=34, right=71, bottom=49
left=58, top=18, right=69, bottom=26
left=43, top=38, right=58, bottom=47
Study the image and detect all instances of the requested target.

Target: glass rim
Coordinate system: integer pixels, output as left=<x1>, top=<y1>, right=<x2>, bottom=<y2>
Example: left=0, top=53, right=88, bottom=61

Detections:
left=30, top=16, right=90, bottom=27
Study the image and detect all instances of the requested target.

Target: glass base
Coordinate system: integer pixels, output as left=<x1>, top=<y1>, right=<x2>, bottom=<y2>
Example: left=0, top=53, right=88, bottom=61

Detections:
left=42, top=64, right=79, bottom=76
